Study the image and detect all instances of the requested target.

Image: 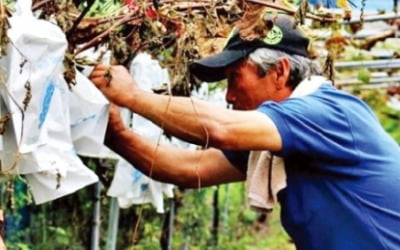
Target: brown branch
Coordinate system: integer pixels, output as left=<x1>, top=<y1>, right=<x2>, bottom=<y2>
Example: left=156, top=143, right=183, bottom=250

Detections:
left=172, top=2, right=214, bottom=11
left=353, top=29, right=396, bottom=50
left=0, top=0, right=10, bottom=17
left=0, top=1, right=4, bottom=17
left=84, top=14, right=135, bottom=26
left=164, top=0, right=337, bottom=22
left=66, top=0, right=96, bottom=38
left=245, top=0, right=337, bottom=23
left=74, top=14, right=141, bottom=55
left=32, top=0, right=53, bottom=12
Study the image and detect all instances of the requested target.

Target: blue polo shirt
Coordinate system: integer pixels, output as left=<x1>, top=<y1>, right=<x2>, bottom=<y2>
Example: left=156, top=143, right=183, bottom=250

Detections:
left=226, top=84, right=400, bottom=249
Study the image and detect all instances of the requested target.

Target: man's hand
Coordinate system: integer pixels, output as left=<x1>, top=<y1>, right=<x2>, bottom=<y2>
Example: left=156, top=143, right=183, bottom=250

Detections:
left=104, top=103, right=126, bottom=147
left=89, top=64, right=138, bottom=107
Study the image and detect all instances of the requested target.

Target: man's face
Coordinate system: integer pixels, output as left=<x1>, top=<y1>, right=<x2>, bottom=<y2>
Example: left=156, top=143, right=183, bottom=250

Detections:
left=224, top=59, right=281, bottom=110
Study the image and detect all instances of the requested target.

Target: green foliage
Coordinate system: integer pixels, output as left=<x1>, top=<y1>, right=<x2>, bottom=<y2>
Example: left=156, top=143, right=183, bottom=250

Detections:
left=173, top=188, right=213, bottom=249
left=374, top=39, right=400, bottom=52
left=341, top=46, right=373, bottom=62
left=169, top=184, right=293, bottom=250
left=2, top=173, right=292, bottom=250
left=129, top=206, right=164, bottom=250
left=86, top=0, right=124, bottom=17
left=353, top=89, right=400, bottom=144
left=357, top=69, right=371, bottom=84
left=380, top=107, right=400, bottom=143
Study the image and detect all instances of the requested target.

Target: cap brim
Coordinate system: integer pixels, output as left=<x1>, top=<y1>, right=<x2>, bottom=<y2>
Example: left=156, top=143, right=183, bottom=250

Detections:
left=190, top=49, right=249, bottom=82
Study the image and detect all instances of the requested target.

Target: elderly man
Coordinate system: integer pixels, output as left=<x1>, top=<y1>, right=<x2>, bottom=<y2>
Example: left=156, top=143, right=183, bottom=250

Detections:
left=90, top=15, right=400, bottom=250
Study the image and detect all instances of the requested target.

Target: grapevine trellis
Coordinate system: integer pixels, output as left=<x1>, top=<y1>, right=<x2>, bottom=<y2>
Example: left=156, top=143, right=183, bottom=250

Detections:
left=1, top=0, right=396, bottom=94
left=0, top=0, right=399, bottom=249
left=1, top=0, right=341, bottom=95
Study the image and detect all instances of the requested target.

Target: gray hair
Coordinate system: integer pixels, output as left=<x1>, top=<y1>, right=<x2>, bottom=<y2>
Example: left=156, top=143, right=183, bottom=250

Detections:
left=248, top=48, right=322, bottom=89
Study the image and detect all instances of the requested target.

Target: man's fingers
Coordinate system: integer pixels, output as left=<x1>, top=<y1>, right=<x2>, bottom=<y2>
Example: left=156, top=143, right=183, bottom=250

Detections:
left=94, top=64, right=110, bottom=71
left=89, top=65, right=114, bottom=89
left=89, top=64, right=111, bottom=78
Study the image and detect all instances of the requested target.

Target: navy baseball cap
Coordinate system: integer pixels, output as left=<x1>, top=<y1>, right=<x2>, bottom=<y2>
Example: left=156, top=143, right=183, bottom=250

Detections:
left=189, top=15, right=309, bottom=82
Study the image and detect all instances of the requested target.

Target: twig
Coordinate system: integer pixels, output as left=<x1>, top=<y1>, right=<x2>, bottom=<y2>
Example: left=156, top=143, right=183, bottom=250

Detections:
left=354, top=29, right=396, bottom=50
left=245, top=0, right=337, bottom=23
left=66, top=0, right=96, bottom=38
left=85, top=13, right=134, bottom=26
left=172, top=2, right=216, bottom=11
left=32, top=0, right=54, bottom=12
left=0, top=1, right=4, bottom=17
left=74, top=13, right=140, bottom=55
left=168, top=0, right=337, bottom=22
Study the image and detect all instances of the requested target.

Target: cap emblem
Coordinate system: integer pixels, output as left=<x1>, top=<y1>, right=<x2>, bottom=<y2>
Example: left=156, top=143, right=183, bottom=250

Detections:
left=263, top=25, right=283, bottom=45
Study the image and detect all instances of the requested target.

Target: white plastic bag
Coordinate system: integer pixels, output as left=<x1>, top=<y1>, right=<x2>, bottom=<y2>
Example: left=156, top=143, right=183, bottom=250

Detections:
left=69, top=71, right=109, bottom=156
left=0, top=0, right=101, bottom=203
left=19, top=73, right=99, bottom=204
left=24, top=148, right=98, bottom=204
left=107, top=52, right=174, bottom=212
left=107, top=158, right=174, bottom=213
left=0, top=0, right=68, bottom=154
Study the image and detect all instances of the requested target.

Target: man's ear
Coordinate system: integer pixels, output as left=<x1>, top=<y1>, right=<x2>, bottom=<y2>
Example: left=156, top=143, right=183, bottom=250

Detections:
left=276, top=57, right=290, bottom=89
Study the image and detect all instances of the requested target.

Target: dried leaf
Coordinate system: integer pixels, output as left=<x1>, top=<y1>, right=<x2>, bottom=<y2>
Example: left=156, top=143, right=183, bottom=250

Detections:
left=19, top=58, right=28, bottom=73
left=0, top=14, right=10, bottom=57
left=55, top=0, right=78, bottom=32
left=22, top=80, right=32, bottom=111
left=110, top=32, right=134, bottom=66
left=63, top=53, right=77, bottom=89
left=235, top=3, right=268, bottom=41
left=56, top=169, right=61, bottom=189
left=323, top=53, right=335, bottom=84
left=325, top=35, right=349, bottom=59
left=0, top=113, right=10, bottom=135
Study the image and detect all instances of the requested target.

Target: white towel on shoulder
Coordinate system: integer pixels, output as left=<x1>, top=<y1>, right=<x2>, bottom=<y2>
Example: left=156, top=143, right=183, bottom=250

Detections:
left=246, top=76, right=329, bottom=212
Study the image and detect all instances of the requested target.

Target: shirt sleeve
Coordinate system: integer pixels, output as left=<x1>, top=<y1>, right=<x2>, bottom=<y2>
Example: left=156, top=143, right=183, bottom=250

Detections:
left=257, top=97, right=359, bottom=165
left=222, top=150, right=249, bottom=174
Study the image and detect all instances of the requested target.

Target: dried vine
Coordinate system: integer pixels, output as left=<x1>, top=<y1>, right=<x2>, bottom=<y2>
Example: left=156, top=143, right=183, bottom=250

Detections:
left=323, top=53, right=335, bottom=84
left=359, top=0, right=366, bottom=28
left=293, top=0, right=310, bottom=27
left=28, top=0, right=339, bottom=93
